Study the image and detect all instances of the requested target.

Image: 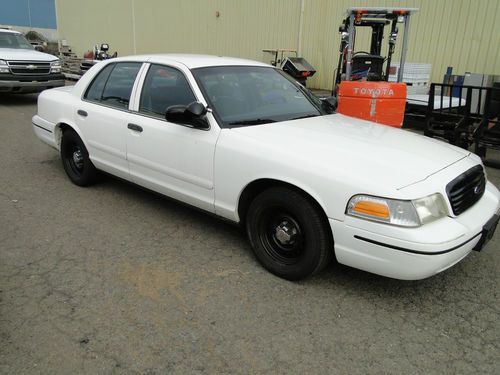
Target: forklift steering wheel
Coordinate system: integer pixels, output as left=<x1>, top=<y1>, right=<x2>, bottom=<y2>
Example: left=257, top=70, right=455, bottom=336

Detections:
left=352, top=51, right=371, bottom=56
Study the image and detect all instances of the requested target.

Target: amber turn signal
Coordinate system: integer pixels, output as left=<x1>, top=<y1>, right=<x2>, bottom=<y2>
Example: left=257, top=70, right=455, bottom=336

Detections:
left=351, top=200, right=390, bottom=219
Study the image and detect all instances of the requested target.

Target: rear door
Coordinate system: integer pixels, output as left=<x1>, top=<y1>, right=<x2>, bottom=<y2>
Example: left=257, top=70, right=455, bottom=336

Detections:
left=75, top=62, right=143, bottom=179
left=125, top=63, right=220, bottom=212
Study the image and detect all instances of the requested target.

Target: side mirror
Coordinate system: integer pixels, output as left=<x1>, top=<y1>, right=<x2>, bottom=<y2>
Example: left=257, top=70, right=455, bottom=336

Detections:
left=186, top=101, right=208, bottom=117
left=320, top=96, right=337, bottom=113
left=165, top=101, right=209, bottom=129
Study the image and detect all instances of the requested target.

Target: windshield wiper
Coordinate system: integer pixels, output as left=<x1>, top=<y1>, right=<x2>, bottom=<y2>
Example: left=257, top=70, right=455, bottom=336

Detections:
left=289, top=114, right=319, bottom=121
left=295, top=85, right=334, bottom=114
left=228, top=119, right=277, bottom=126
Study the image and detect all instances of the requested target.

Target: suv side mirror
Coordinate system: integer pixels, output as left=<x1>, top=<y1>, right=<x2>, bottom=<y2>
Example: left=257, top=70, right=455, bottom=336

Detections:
left=165, top=101, right=209, bottom=129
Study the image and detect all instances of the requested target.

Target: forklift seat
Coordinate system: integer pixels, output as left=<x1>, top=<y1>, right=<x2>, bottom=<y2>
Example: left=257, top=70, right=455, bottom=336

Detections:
left=351, top=54, right=384, bottom=81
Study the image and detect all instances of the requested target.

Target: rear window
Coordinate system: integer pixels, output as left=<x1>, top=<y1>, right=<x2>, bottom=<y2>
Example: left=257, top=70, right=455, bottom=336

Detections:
left=85, top=64, right=114, bottom=102
left=84, top=62, right=142, bottom=109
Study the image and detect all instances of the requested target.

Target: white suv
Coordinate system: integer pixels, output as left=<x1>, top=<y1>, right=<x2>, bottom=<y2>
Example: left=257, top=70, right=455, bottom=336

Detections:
left=0, top=29, right=64, bottom=94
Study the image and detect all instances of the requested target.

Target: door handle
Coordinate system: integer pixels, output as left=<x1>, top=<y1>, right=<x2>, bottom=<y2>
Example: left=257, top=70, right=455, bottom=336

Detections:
left=77, top=109, right=88, bottom=117
left=127, top=123, right=143, bottom=132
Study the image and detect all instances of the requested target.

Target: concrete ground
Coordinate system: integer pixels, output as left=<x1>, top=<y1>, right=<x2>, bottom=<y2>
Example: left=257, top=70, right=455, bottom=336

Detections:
left=0, top=92, right=499, bottom=375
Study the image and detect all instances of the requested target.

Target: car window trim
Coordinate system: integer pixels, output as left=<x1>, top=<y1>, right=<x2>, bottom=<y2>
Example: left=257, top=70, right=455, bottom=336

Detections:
left=129, top=108, right=213, bottom=131
left=129, top=62, right=150, bottom=111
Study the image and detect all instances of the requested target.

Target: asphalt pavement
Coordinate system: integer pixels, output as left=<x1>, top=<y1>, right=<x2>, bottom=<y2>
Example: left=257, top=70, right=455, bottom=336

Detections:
left=0, top=92, right=499, bottom=374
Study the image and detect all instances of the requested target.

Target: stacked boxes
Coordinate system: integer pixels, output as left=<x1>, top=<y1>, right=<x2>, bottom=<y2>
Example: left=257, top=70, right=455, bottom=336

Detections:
left=389, top=63, right=432, bottom=95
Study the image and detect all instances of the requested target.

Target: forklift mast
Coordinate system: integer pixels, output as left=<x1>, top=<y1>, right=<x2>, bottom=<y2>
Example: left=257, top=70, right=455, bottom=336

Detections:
left=334, top=7, right=419, bottom=128
left=335, top=7, right=418, bottom=86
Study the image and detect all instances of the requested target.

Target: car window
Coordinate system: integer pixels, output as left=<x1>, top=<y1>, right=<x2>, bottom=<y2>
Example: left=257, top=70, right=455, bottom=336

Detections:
left=101, top=63, right=142, bottom=109
left=0, top=32, right=33, bottom=49
left=139, top=64, right=196, bottom=118
left=192, top=66, right=326, bottom=127
left=85, top=62, right=142, bottom=109
left=84, top=64, right=115, bottom=102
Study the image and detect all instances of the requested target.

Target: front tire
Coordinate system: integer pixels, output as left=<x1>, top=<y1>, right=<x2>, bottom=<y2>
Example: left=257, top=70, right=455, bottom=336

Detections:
left=246, top=187, right=333, bottom=280
left=60, top=129, right=98, bottom=186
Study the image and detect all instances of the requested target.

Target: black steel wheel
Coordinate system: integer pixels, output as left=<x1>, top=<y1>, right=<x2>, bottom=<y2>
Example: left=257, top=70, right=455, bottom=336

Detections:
left=60, top=129, right=98, bottom=186
left=258, top=209, right=304, bottom=265
left=246, top=187, right=334, bottom=280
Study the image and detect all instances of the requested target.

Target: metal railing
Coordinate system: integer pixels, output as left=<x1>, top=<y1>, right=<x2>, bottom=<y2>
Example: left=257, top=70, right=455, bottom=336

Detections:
left=425, top=83, right=500, bottom=161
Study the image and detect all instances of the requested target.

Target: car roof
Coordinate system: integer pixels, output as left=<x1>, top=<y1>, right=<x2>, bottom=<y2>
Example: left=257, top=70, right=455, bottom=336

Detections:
left=114, top=54, right=270, bottom=69
left=0, top=29, right=21, bottom=34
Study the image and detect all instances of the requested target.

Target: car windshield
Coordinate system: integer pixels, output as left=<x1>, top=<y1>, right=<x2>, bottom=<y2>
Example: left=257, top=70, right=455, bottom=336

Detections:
left=0, top=32, right=34, bottom=50
left=192, top=66, right=333, bottom=127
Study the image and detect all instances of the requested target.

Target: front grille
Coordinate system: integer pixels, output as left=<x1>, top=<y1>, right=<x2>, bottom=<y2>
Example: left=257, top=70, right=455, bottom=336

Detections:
left=446, top=165, right=486, bottom=215
left=7, top=61, right=50, bottom=75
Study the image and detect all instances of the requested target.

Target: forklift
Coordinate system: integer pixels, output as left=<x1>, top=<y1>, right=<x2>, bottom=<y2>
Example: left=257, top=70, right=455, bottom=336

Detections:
left=334, top=7, right=418, bottom=127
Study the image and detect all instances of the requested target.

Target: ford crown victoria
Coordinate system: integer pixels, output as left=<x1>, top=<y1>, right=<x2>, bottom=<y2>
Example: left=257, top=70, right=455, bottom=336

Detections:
left=32, top=54, right=500, bottom=280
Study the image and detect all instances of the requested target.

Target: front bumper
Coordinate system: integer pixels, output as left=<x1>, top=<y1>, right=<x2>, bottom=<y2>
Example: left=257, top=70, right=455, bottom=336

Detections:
left=330, top=181, right=500, bottom=280
left=0, top=73, right=65, bottom=93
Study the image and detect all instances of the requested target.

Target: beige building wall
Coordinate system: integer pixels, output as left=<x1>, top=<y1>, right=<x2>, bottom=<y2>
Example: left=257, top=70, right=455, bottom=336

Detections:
left=56, top=0, right=500, bottom=90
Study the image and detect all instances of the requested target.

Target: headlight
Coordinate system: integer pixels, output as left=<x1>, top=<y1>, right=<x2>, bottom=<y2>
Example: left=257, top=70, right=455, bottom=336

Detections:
left=412, top=193, right=449, bottom=225
left=346, top=193, right=449, bottom=227
left=0, top=60, right=9, bottom=73
left=50, top=60, right=61, bottom=73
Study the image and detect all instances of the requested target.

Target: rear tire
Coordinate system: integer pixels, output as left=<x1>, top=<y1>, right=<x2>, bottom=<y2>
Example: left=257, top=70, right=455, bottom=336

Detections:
left=60, top=129, right=98, bottom=186
left=246, top=187, right=333, bottom=280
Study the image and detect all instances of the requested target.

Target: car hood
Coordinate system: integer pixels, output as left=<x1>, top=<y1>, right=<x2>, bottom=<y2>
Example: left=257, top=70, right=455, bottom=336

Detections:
left=0, top=48, right=58, bottom=62
left=230, top=113, right=470, bottom=190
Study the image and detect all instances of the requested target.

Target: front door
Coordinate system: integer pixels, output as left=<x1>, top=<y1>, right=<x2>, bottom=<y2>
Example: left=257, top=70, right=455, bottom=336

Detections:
left=126, top=63, right=220, bottom=212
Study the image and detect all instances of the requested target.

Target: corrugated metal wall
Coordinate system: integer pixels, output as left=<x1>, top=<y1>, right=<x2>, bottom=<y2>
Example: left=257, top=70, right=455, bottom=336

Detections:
left=56, top=0, right=135, bottom=60
left=56, top=0, right=500, bottom=89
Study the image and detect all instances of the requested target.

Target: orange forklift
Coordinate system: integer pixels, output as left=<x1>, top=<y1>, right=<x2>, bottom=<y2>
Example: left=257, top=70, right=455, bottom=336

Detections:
left=334, top=7, right=418, bottom=127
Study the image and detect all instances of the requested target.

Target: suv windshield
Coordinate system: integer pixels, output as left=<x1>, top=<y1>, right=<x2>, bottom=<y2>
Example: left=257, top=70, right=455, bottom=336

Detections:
left=192, top=66, right=333, bottom=127
left=0, top=32, right=34, bottom=50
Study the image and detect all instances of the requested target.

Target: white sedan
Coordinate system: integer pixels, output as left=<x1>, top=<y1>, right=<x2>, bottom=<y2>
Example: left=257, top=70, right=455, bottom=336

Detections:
left=32, top=54, right=500, bottom=280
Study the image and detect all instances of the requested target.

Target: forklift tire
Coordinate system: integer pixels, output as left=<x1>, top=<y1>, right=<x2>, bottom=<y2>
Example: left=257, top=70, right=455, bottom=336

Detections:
left=457, top=134, right=470, bottom=150
left=475, top=146, right=487, bottom=158
left=423, top=130, right=433, bottom=138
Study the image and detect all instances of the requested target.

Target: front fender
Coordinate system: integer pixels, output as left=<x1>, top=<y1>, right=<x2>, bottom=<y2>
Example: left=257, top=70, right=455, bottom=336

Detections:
left=213, top=130, right=348, bottom=222
left=234, top=176, right=331, bottom=223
